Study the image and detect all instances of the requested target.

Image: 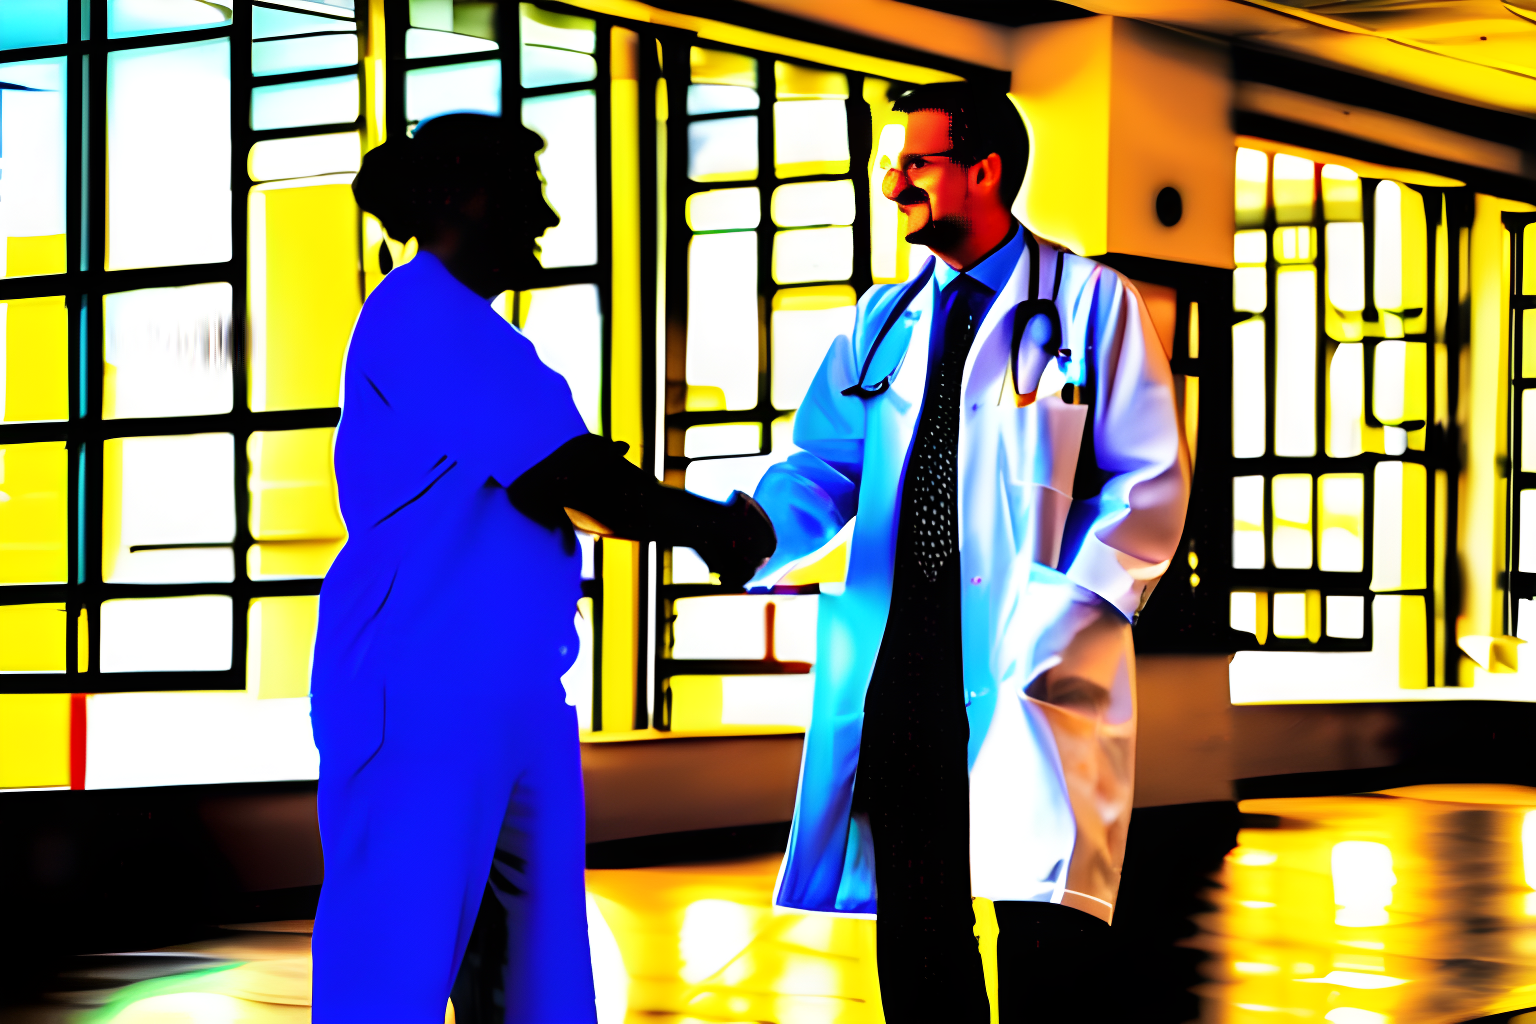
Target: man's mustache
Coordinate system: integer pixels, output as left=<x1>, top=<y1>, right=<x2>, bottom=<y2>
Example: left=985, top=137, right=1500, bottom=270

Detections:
left=894, top=185, right=928, bottom=206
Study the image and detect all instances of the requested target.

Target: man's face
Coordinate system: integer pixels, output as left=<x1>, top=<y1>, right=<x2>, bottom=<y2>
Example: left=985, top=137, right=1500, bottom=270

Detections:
left=884, top=108, right=979, bottom=251
left=461, top=151, right=560, bottom=295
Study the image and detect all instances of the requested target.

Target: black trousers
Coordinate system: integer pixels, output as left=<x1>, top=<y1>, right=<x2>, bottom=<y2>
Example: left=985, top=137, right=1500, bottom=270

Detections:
left=856, top=558, right=1112, bottom=1023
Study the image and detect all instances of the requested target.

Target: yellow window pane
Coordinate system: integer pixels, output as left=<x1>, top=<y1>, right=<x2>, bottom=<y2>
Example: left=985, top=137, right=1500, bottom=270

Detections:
left=1371, top=460, right=1426, bottom=592
left=772, top=226, right=853, bottom=285
left=247, top=594, right=319, bottom=699
left=774, top=100, right=849, bottom=178
left=1526, top=222, right=1536, bottom=295
left=248, top=178, right=361, bottom=412
left=0, top=441, right=67, bottom=584
left=1272, top=153, right=1314, bottom=225
left=686, top=188, right=760, bottom=232
left=1187, top=301, right=1200, bottom=359
left=1272, top=226, right=1316, bottom=264
left=1271, top=590, right=1320, bottom=641
left=1376, top=594, right=1428, bottom=688
left=0, top=693, right=70, bottom=788
left=1274, top=266, right=1316, bottom=458
left=248, top=427, right=347, bottom=580
left=1234, top=148, right=1268, bottom=229
left=1230, top=590, right=1268, bottom=644
left=669, top=674, right=723, bottom=731
left=1271, top=473, right=1313, bottom=569
left=1232, top=317, right=1266, bottom=458
left=1233, top=475, right=1265, bottom=569
left=1326, top=343, right=1364, bottom=458
left=1321, top=164, right=1362, bottom=222
left=774, top=62, right=847, bottom=100
left=1, top=295, right=68, bottom=423
left=691, top=47, right=756, bottom=87
left=1318, top=473, right=1365, bottom=573
left=780, top=541, right=845, bottom=586
left=0, top=602, right=66, bottom=671
left=1372, top=340, right=1426, bottom=426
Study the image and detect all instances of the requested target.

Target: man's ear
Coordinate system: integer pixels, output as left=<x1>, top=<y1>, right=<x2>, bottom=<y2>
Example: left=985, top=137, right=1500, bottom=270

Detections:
left=971, top=153, right=1004, bottom=195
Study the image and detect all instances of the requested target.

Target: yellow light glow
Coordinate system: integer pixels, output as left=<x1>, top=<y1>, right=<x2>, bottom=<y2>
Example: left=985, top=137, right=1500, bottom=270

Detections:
left=1371, top=461, right=1427, bottom=592
left=1373, top=341, right=1427, bottom=427
left=1319, top=474, right=1365, bottom=573
left=0, top=692, right=70, bottom=789
left=1272, top=153, right=1314, bottom=225
left=1321, top=164, right=1363, bottom=222
left=1231, top=591, right=1268, bottom=643
left=1235, top=147, right=1269, bottom=229
left=1272, top=474, right=1314, bottom=570
left=1274, top=226, right=1317, bottom=263
left=1233, top=475, right=1265, bottom=568
left=1332, top=840, right=1396, bottom=928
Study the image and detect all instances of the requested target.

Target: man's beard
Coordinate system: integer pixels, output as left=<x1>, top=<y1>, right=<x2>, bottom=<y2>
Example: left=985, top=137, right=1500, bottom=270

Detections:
left=904, top=208, right=967, bottom=251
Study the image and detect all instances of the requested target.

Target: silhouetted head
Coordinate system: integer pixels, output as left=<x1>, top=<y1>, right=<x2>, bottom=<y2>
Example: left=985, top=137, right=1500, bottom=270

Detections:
left=352, top=113, right=559, bottom=298
left=884, top=82, right=1029, bottom=263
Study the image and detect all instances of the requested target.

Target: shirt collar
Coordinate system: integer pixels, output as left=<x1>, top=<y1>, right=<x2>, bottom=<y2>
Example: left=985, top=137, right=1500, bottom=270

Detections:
left=930, top=221, right=1025, bottom=296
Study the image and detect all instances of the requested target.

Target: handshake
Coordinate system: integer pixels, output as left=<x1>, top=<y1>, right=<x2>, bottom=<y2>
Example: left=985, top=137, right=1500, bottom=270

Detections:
left=509, top=433, right=777, bottom=589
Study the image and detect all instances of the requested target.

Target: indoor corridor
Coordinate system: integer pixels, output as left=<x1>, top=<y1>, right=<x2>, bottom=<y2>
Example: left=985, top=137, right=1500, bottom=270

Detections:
left=10, top=786, right=1536, bottom=1024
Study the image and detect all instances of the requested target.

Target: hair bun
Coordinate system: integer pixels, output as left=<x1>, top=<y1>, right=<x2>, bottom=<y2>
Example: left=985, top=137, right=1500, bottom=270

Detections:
left=352, top=137, right=421, bottom=243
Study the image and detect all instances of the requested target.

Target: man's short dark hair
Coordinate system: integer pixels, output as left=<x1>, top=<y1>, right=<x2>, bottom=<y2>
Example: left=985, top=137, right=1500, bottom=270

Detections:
left=892, top=81, right=1029, bottom=207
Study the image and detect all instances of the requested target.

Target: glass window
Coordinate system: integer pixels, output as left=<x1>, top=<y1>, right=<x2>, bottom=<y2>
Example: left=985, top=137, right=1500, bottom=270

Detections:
left=108, top=0, right=231, bottom=39
left=252, top=32, right=359, bottom=77
left=406, top=59, right=500, bottom=122
left=101, top=595, right=232, bottom=672
left=515, top=284, right=603, bottom=434
left=249, top=131, right=363, bottom=182
left=248, top=428, right=347, bottom=581
left=687, top=231, right=759, bottom=411
left=518, top=3, right=594, bottom=87
left=252, top=73, right=360, bottom=131
left=521, top=90, right=598, bottom=268
left=102, top=433, right=235, bottom=584
left=0, top=604, right=67, bottom=673
left=107, top=39, right=232, bottom=270
left=0, top=441, right=67, bottom=584
left=0, top=57, right=67, bottom=279
left=0, top=0, right=68, bottom=50
left=247, top=595, right=320, bottom=699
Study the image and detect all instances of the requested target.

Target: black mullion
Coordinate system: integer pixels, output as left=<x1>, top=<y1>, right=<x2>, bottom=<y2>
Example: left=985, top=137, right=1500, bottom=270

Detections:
left=398, top=51, right=504, bottom=73
left=252, top=120, right=366, bottom=143
left=0, top=43, right=73, bottom=62
left=250, top=64, right=364, bottom=89
left=756, top=54, right=774, bottom=446
left=64, top=0, right=85, bottom=683
left=231, top=0, right=254, bottom=688
left=638, top=28, right=663, bottom=730
left=384, top=0, right=407, bottom=138
left=1506, top=212, right=1536, bottom=633
left=0, top=407, right=340, bottom=445
left=685, top=107, right=760, bottom=124
left=84, top=0, right=107, bottom=683
left=101, top=25, right=232, bottom=52
left=847, top=71, right=872, bottom=302
left=1422, top=189, right=1440, bottom=682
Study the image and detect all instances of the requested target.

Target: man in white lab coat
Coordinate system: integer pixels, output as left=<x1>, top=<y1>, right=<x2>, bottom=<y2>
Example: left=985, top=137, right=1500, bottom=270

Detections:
left=749, top=83, right=1189, bottom=1021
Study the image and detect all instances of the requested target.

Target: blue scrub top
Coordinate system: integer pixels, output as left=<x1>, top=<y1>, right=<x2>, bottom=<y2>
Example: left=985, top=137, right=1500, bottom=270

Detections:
left=312, top=252, right=587, bottom=699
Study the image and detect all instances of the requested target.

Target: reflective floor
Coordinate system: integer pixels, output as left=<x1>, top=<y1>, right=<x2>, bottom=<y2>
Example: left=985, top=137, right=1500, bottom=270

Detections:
left=11, top=786, right=1536, bottom=1023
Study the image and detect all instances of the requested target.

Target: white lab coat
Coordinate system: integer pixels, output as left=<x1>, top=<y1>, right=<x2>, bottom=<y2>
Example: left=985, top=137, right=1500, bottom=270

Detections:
left=751, top=235, right=1189, bottom=923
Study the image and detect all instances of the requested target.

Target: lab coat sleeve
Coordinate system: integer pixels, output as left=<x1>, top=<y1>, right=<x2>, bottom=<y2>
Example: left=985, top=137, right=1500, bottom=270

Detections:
left=749, top=286, right=890, bottom=586
left=1057, top=266, right=1190, bottom=620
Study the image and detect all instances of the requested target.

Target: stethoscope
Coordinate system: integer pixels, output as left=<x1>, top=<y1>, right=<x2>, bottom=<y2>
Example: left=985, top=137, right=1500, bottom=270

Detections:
left=839, top=231, right=1066, bottom=403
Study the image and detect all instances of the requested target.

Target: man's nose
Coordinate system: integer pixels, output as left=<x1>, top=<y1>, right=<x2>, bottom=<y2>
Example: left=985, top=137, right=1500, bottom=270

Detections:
left=881, top=165, right=906, bottom=202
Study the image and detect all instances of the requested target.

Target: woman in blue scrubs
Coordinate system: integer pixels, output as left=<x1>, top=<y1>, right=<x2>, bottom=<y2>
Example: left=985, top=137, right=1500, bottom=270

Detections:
left=310, top=114, right=773, bottom=1023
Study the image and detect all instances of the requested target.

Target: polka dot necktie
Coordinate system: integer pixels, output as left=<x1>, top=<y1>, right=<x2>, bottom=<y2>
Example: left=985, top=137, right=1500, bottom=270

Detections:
left=904, top=273, right=992, bottom=583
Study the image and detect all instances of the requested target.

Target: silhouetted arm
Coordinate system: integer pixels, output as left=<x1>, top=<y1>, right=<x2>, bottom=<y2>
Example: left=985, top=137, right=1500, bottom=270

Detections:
left=509, top=433, right=776, bottom=588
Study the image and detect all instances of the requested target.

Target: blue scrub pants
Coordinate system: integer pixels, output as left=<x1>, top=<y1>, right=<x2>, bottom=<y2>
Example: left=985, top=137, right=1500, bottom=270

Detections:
left=311, top=672, right=596, bottom=1023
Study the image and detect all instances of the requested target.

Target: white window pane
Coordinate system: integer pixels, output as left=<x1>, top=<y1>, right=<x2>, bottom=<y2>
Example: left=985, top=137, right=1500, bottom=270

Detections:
left=688, top=117, right=758, bottom=182
left=252, top=32, right=358, bottom=76
left=686, top=188, right=760, bottom=233
left=405, top=60, right=499, bottom=123
left=685, top=423, right=761, bottom=458
left=1232, top=267, right=1266, bottom=314
left=1326, top=595, right=1365, bottom=639
left=109, top=0, right=229, bottom=39
left=101, top=595, right=232, bottom=672
left=253, top=6, right=352, bottom=38
left=522, top=90, right=597, bottom=268
left=1233, top=475, right=1264, bottom=569
left=1274, top=266, right=1316, bottom=457
left=773, top=594, right=817, bottom=663
left=688, top=85, right=757, bottom=115
left=671, top=546, right=711, bottom=584
left=773, top=100, right=849, bottom=175
left=1272, top=592, right=1307, bottom=638
left=518, top=284, right=601, bottom=433
left=687, top=231, right=758, bottom=411
left=105, top=434, right=235, bottom=584
left=252, top=74, right=360, bottom=131
left=107, top=40, right=231, bottom=271
left=1232, top=317, right=1266, bottom=458
left=0, top=58, right=66, bottom=280
left=772, top=180, right=855, bottom=228
left=104, top=283, right=233, bottom=419
left=722, top=674, right=812, bottom=727
left=561, top=598, right=594, bottom=732
left=1318, top=473, right=1364, bottom=573
left=1230, top=591, right=1259, bottom=635
left=685, top=454, right=778, bottom=503
left=406, top=27, right=497, bottom=60
left=1233, top=229, right=1266, bottom=266
left=673, top=595, right=768, bottom=660
left=773, top=227, right=853, bottom=285
left=520, top=45, right=595, bottom=88
left=1326, top=222, right=1366, bottom=312
left=248, top=131, right=362, bottom=182
left=1374, top=181, right=1403, bottom=311
left=772, top=305, right=853, bottom=409
left=1271, top=473, right=1312, bottom=569
left=1327, top=343, right=1365, bottom=458
left=1522, top=489, right=1536, bottom=575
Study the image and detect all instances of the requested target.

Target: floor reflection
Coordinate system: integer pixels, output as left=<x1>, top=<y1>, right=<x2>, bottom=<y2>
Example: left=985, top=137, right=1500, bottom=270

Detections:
left=12, top=787, right=1536, bottom=1022
left=1198, top=784, right=1536, bottom=1024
